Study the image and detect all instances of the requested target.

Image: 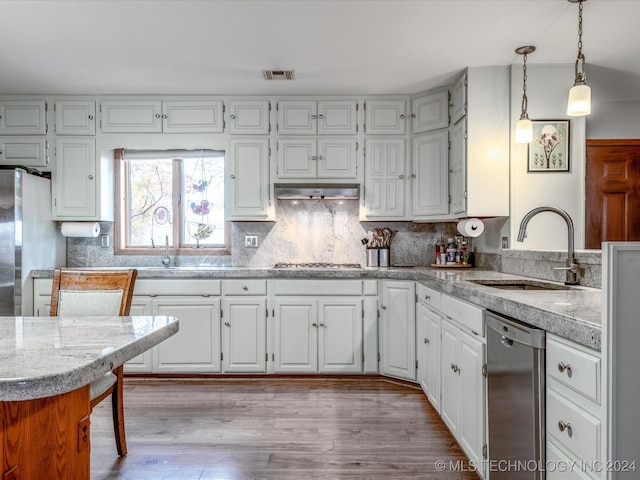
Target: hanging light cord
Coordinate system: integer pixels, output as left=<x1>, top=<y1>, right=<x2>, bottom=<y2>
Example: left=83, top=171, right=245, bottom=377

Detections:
left=520, top=52, right=529, bottom=120
left=574, top=0, right=587, bottom=84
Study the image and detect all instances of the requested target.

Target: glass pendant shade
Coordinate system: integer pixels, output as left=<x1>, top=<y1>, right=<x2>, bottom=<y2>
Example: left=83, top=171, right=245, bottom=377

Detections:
left=567, top=83, right=591, bottom=116
left=515, top=117, right=533, bottom=143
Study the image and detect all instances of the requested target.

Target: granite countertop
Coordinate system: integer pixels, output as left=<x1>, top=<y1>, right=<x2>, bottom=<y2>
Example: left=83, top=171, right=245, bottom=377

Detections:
left=32, top=266, right=602, bottom=350
left=0, top=315, right=178, bottom=401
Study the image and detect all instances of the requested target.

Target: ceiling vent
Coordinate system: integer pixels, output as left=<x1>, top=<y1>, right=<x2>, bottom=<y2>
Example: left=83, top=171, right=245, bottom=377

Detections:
left=262, top=69, right=295, bottom=80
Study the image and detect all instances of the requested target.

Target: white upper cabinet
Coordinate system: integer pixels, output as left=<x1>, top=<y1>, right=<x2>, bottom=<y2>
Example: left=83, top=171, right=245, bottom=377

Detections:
left=449, top=120, right=467, bottom=216
left=362, top=137, right=407, bottom=219
left=226, top=137, right=272, bottom=220
left=364, top=99, right=406, bottom=135
left=412, top=89, right=449, bottom=134
left=228, top=100, right=270, bottom=135
left=162, top=101, right=224, bottom=133
left=277, top=137, right=357, bottom=179
left=277, top=99, right=357, bottom=135
left=53, top=138, right=96, bottom=219
left=100, top=100, right=224, bottom=133
left=411, top=130, right=449, bottom=217
left=55, top=101, right=96, bottom=135
left=0, top=100, right=47, bottom=135
left=0, top=137, right=48, bottom=167
left=101, top=100, right=162, bottom=132
left=450, top=74, right=467, bottom=124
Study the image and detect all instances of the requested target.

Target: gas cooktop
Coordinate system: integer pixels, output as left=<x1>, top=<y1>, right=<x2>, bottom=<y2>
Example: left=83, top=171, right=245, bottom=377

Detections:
left=274, top=262, right=362, bottom=269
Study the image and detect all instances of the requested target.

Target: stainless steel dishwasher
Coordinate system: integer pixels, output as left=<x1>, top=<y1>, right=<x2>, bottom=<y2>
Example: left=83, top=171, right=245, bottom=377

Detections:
left=486, top=310, right=546, bottom=479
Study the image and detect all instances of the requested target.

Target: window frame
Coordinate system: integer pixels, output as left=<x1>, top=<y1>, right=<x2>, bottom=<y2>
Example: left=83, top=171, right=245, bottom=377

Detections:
left=114, top=148, right=231, bottom=256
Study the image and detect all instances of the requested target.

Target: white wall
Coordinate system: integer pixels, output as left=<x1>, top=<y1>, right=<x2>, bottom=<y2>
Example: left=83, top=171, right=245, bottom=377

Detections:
left=509, top=64, right=586, bottom=251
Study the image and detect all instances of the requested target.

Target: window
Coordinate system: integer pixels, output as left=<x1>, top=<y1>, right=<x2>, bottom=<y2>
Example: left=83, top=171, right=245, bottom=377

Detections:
left=115, top=148, right=228, bottom=254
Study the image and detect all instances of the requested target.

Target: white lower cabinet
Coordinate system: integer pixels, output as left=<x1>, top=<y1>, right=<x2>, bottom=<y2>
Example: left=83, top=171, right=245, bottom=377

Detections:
left=273, top=297, right=362, bottom=374
left=546, top=333, right=602, bottom=480
left=222, top=296, right=267, bottom=373
left=416, top=288, right=442, bottom=413
left=379, top=280, right=416, bottom=381
left=440, top=295, right=486, bottom=478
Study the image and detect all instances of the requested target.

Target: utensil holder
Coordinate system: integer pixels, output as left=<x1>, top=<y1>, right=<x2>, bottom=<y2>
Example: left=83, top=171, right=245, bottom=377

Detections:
left=366, top=248, right=379, bottom=267
left=379, top=248, right=390, bottom=267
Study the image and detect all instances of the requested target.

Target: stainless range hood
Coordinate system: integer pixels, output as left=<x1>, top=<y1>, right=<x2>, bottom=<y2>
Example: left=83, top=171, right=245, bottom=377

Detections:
left=274, top=183, right=360, bottom=200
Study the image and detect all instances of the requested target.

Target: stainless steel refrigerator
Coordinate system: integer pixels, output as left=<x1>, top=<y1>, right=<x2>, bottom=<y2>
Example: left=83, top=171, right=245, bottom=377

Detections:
left=0, top=168, right=66, bottom=315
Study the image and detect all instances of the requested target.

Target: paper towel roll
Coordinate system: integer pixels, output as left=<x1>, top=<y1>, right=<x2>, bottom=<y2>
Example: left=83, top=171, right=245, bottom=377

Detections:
left=457, top=218, right=485, bottom=237
left=61, top=222, right=101, bottom=238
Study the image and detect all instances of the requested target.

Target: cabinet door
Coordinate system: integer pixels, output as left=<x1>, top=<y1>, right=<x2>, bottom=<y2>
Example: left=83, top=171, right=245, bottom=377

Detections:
left=457, top=328, right=485, bottom=471
left=412, top=131, right=448, bottom=217
left=100, top=100, right=162, bottom=133
left=317, top=138, right=357, bottom=179
left=449, top=120, right=467, bottom=216
left=222, top=297, right=267, bottom=373
left=412, top=90, right=449, bottom=134
left=425, top=307, right=442, bottom=413
left=53, top=138, right=96, bottom=219
left=228, top=100, right=270, bottom=135
left=273, top=298, right=318, bottom=373
left=277, top=137, right=316, bottom=179
left=364, top=100, right=406, bottom=135
left=451, top=74, right=467, bottom=125
left=317, top=100, right=357, bottom=135
left=380, top=280, right=416, bottom=381
left=162, top=101, right=224, bottom=133
left=318, top=298, right=362, bottom=374
left=124, top=297, right=154, bottom=373
left=363, top=138, right=406, bottom=218
left=0, top=100, right=47, bottom=135
left=417, top=304, right=429, bottom=394
left=227, top=138, right=271, bottom=219
left=0, top=137, right=48, bottom=167
left=152, top=297, right=222, bottom=373
left=277, top=100, right=317, bottom=134
left=440, top=320, right=459, bottom=435
left=55, top=101, right=96, bottom=135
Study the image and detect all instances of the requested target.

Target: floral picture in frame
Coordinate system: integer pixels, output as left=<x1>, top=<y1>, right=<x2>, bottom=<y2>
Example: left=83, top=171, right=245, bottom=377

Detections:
left=528, top=120, right=570, bottom=172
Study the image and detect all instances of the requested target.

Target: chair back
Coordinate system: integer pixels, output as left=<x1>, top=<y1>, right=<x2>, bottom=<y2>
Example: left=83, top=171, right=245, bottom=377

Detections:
left=50, top=269, right=138, bottom=317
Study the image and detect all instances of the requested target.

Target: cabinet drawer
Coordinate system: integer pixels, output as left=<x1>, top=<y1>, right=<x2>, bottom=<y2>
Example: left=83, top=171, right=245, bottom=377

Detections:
left=546, top=441, right=594, bottom=480
left=440, top=294, right=483, bottom=336
left=274, top=280, right=362, bottom=296
left=547, top=336, right=600, bottom=403
left=223, top=279, right=267, bottom=296
left=416, top=283, right=441, bottom=311
left=134, top=279, right=221, bottom=296
left=547, top=389, right=601, bottom=464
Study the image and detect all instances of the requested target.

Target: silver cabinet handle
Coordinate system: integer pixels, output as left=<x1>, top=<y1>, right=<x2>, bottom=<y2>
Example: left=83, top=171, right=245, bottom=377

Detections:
left=381, top=305, right=387, bottom=310
left=318, top=114, right=324, bottom=119
left=558, top=362, right=572, bottom=377
left=410, top=113, right=416, bottom=118
left=230, top=174, right=236, bottom=179
left=311, top=156, right=317, bottom=161
left=312, top=323, right=318, bottom=327
left=399, top=175, right=404, bottom=179
left=88, top=175, right=94, bottom=180
left=311, top=114, right=317, bottom=119
left=319, top=322, right=326, bottom=328
left=558, top=421, right=573, bottom=437
left=411, top=173, right=417, bottom=178
left=88, top=115, right=94, bottom=120
left=224, top=321, right=230, bottom=327
left=155, top=113, right=161, bottom=118
left=425, top=295, right=430, bottom=300
left=230, top=114, right=236, bottom=119
left=162, top=114, right=167, bottom=119
left=399, top=114, right=406, bottom=119
left=242, top=285, right=248, bottom=291
left=318, top=155, right=324, bottom=160
left=424, top=337, right=429, bottom=344
left=0, top=150, right=3, bottom=155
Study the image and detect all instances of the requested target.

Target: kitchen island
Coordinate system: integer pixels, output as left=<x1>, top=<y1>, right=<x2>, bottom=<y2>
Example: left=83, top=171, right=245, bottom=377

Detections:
left=0, top=315, right=178, bottom=479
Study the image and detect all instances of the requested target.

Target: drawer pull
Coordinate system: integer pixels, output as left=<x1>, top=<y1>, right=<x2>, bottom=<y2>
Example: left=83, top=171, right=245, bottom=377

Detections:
left=425, top=295, right=431, bottom=300
left=312, top=323, right=318, bottom=328
left=319, top=322, right=326, bottom=328
left=424, top=337, right=429, bottom=344
left=242, top=285, right=248, bottom=291
left=224, top=321, right=230, bottom=327
left=558, top=362, right=573, bottom=377
left=558, top=420, right=573, bottom=437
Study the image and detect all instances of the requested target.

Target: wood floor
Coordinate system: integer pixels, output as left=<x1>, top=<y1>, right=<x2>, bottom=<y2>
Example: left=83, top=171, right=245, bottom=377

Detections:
left=90, top=377, right=480, bottom=480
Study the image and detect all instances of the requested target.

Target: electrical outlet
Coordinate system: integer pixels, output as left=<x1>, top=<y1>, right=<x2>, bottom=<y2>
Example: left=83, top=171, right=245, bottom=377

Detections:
left=501, top=236, right=509, bottom=249
left=244, top=235, right=258, bottom=248
left=101, top=234, right=110, bottom=248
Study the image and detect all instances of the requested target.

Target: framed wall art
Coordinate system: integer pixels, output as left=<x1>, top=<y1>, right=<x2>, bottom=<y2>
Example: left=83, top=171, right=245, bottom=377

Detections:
left=528, top=120, right=570, bottom=172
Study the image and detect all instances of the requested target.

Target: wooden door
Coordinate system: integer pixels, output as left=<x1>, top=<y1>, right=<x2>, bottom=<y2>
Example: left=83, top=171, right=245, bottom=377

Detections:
left=585, top=140, right=640, bottom=249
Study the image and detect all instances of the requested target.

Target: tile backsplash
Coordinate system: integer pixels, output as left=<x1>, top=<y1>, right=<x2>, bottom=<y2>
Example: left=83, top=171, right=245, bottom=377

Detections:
left=67, top=200, right=458, bottom=268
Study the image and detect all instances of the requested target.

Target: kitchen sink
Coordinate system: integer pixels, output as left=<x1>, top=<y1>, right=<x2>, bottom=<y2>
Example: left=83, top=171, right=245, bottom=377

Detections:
left=469, top=279, right=575, bottom=291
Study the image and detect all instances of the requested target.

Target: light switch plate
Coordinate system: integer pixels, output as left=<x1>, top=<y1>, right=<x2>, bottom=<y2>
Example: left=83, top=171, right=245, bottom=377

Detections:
left=245, top=235, right=258, bottom=248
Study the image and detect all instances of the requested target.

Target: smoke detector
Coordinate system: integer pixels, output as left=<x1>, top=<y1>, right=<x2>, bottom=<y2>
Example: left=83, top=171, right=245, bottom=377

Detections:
left=262, top=69, right=295, bottom=80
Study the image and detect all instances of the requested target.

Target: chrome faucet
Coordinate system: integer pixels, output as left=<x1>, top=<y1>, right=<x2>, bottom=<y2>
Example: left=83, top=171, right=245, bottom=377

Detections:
left=517, top=206, right=581, bottom=285
left=161, top=235, right=171, bottom=268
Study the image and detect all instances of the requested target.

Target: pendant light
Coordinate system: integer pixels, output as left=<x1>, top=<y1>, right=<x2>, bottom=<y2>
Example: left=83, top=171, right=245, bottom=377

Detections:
left=567, top=0, right=591, bottom=116
left=515, top=46, right=536, bottom=143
